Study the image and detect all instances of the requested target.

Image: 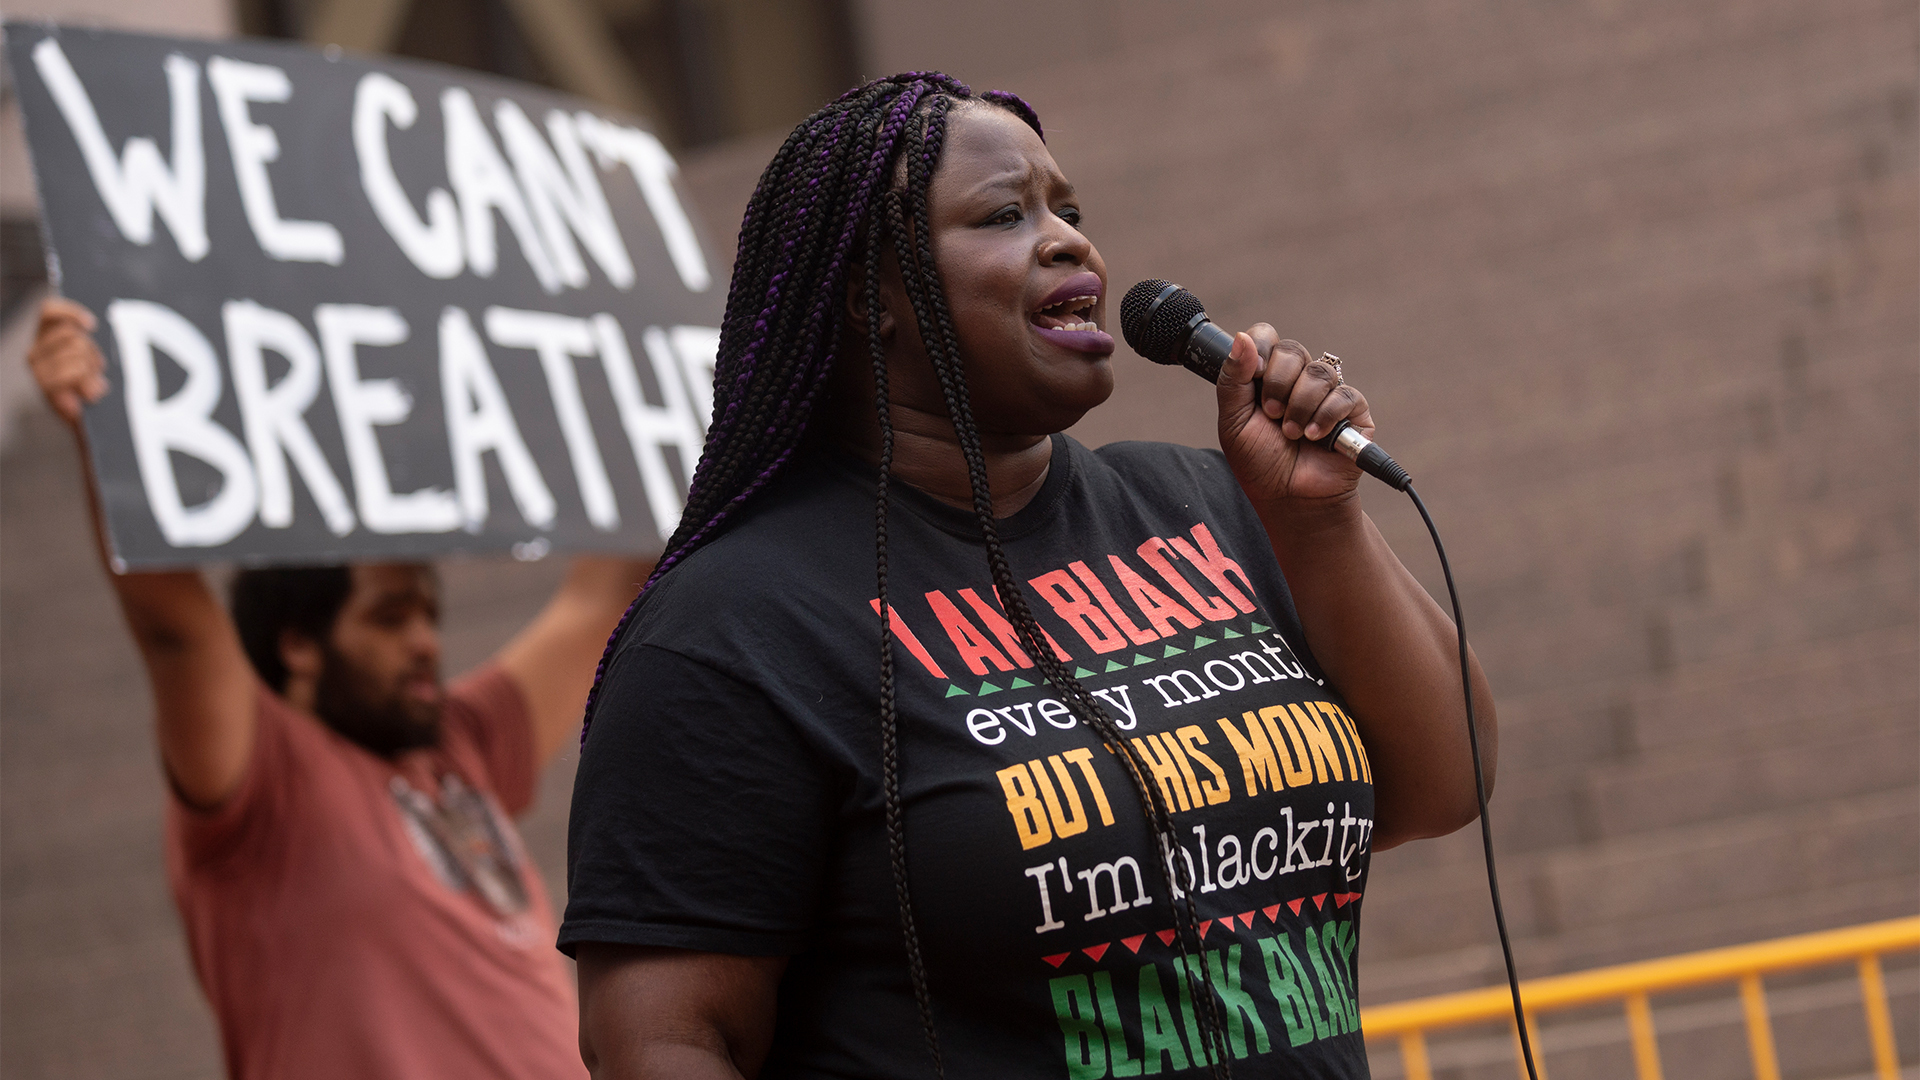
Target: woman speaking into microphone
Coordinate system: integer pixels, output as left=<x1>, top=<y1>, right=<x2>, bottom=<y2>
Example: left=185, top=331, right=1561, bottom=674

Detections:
left=561, top=73, right=1494, bottom=1080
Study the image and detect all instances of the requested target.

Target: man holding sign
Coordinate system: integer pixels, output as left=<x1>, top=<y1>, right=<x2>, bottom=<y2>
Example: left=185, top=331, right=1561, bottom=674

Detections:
left=31, top=297, right=631, bottom=1078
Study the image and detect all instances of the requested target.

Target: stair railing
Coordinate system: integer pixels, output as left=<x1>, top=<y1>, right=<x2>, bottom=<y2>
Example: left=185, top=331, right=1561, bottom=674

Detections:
left=1362, top=916, right=1919, bottom=1080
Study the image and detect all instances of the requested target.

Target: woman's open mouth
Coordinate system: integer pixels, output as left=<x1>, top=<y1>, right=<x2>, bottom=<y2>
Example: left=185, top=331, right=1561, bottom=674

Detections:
left=1030, top=273, right=1115, bottom=354
left=1032, top=294, right=1100, bottom=332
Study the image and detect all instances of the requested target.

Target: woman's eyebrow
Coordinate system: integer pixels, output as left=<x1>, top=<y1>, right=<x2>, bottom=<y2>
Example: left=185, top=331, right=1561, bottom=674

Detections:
left=959, top=156, right=1053, bottom=197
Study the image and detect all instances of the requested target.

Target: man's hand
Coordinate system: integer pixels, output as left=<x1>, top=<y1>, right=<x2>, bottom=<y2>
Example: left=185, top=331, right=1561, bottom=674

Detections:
left=29, top=298, right=108, bottom=427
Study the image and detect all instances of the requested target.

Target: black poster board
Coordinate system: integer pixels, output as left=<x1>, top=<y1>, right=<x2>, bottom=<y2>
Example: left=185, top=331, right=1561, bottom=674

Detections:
left=5, top=23, right=724, bottom=569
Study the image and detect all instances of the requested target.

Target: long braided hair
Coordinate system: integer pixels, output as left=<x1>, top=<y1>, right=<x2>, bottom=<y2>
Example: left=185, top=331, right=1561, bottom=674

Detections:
left=584, top=73, right=1234, bottom=1077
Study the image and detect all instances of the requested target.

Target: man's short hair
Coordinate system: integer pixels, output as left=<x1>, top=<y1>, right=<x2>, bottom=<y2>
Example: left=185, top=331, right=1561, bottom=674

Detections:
left=230, top=567, right=354, bottom=693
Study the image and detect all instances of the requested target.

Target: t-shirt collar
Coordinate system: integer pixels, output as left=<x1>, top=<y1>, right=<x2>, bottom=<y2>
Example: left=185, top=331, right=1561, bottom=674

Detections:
left=822, top=432, right=1077, bottom=542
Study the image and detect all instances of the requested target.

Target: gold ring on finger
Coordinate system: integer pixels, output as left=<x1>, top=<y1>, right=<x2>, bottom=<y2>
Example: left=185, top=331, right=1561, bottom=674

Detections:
left=1318, top=352, right=1343, bottom=386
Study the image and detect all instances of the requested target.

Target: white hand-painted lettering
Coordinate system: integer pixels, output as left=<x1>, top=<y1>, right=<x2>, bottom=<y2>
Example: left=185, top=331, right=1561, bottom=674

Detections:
left=208, top=56, right=344, bottom=264
left=34, top=41, right=208, bottom=260
left=109, top=300, right=256, bottom=545
left=222, top=300, right=354, bottom=535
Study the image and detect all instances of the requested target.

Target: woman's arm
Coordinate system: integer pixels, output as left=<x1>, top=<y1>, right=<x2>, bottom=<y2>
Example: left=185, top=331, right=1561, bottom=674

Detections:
left=576, top=944, right=787, bottom=1080
left=1215, top=326, right=1496, bottom=850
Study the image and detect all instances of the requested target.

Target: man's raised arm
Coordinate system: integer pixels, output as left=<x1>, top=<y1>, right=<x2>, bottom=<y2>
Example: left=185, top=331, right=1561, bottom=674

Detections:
left=495, top=555, right=654, bottom=767
left=29, top=298, right=257, bottom=809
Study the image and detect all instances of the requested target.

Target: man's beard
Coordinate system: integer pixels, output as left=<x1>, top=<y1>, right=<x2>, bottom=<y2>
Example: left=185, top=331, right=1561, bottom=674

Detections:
left=313, top=648, right=442, bottom=757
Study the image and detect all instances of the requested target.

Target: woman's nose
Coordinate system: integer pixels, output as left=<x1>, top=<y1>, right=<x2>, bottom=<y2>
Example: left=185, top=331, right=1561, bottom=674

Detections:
left=1039, top=216, right=1091, bottom=264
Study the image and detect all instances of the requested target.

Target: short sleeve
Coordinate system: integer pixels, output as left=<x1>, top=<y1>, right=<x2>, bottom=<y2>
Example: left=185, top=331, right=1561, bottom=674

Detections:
left=442, top=664, right=537, bottom=815
left=559, top=644, right=835, bottom=958
left=167, top=683, right=295, bottom=870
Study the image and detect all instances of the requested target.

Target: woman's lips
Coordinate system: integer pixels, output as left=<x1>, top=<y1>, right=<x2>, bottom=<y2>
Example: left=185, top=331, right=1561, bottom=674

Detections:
left=1035, top=271, right=1105, bottom=313
left=1031, top=324, right=1115, bottom=354
left=1029, top=270, right=1111, bottom=354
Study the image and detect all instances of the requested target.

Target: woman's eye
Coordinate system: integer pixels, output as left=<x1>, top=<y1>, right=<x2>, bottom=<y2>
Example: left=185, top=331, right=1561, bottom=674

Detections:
left=984, top=207, right=1022, bottom=226
left=1058, top=207, right=1083, bottom=228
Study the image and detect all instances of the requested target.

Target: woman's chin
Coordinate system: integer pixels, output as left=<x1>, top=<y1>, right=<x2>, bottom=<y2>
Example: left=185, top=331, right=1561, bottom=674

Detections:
left=1027, top=368, right=1117, bottom=434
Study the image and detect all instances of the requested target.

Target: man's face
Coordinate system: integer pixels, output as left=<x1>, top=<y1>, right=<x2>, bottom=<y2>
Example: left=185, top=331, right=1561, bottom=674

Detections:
left=313, top=564, right=443, bottom=756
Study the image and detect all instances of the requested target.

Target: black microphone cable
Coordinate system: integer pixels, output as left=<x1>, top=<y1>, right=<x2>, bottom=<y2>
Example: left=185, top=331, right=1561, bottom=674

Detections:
left=1407, top=477, right=1540, bottom=1080
left=1121, top=279, right=1541, bottom=1080
left=1317, top=421, right=1540, bottom=1080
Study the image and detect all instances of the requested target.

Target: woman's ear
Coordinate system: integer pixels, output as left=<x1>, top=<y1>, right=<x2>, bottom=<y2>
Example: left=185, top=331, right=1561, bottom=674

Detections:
left=844, top=246, right=901, bottom=342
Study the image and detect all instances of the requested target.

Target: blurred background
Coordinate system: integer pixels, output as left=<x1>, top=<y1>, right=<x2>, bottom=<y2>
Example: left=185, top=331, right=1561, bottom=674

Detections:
left=1, top=1, right=1913, bottom=1077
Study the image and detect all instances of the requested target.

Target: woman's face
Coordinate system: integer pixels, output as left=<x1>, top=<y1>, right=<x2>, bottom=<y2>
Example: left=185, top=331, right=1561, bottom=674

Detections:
left=912, top=103, right=1115, bottom=437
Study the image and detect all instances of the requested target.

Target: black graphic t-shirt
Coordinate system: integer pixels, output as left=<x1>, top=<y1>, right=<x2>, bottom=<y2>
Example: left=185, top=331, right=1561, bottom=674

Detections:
left=562, top=435, right=1375, bottom=1080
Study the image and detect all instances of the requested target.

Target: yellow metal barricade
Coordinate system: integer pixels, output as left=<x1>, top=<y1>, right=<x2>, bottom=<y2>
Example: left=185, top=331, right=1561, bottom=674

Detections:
left=1361, top=916, right=1920, bottom=1080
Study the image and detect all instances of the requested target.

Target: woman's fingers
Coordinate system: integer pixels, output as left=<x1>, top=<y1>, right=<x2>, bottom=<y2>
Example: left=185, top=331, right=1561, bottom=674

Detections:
left=1228, top=323, right=1374, bottom=442
left=1280, top=355, right=1344, bottom=440
left=1251, top=336, right=1313, bottom=420
left=1303, top=383, right=1368, bottom=442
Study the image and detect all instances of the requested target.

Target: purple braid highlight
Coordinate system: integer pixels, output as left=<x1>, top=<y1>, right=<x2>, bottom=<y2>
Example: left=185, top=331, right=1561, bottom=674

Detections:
left=580, top=74, right=994, bottom=741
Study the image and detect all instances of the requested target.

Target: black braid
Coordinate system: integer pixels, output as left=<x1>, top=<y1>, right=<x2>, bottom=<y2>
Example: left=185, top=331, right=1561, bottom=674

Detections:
left=887, top=98, right=1233, bottom=1078
left=581, top=73, right=1238, bottom=1077
left=869, top=190, right=945, bottom=1075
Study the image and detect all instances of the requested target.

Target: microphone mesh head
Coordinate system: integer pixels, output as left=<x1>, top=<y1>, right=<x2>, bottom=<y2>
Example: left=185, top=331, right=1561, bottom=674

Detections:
left=1120, top=279, right=1207, bottom=365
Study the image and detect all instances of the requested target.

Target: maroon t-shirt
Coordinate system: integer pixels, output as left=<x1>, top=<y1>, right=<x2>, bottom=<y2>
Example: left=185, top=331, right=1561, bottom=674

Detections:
left=166, top=665, right=584, bottom=1080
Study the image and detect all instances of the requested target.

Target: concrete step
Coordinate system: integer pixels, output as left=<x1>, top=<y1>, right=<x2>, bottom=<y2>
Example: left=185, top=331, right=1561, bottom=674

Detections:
left=1582, top=709, right=1917, bottom=839
left=1481, top=706, right=1917, bottom=856
left=1619, top=627, right=1918, bottom=749
left=1536, top=787, right=1917, bottom=933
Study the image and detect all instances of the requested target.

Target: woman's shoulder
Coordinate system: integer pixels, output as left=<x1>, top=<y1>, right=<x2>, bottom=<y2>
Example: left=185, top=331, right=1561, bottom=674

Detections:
left=624, top=459, right=878, bottom=645
left=1076, top=437, right=1243, bottom=502
left=1085, top=437, right=1229, bottom=471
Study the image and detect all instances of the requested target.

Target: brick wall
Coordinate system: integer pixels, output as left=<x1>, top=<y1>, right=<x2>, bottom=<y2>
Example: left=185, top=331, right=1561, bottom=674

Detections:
left=1, top=1, right=1912, bottom=1077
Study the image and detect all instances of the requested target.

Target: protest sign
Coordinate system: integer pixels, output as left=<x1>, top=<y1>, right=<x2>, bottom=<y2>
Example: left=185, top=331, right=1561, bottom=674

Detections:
left=5, top=23, right=723, bottom=568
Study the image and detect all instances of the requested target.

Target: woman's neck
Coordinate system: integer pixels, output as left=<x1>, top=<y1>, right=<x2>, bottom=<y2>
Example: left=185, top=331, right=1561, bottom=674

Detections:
left=830, top=400, right=1055, bottom=519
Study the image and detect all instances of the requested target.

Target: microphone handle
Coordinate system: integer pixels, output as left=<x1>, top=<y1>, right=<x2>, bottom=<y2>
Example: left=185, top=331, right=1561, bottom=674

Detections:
left=1324, top=421, right=1413, bottom=492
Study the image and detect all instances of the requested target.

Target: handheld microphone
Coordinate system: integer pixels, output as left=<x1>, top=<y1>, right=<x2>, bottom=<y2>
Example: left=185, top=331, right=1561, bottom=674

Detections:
left=1119, top=279, right=1412, bottom=491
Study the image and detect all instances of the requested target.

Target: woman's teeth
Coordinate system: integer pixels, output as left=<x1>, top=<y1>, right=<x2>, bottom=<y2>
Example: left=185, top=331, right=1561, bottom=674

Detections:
left=1055, top=321, right=1099, bottom=332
